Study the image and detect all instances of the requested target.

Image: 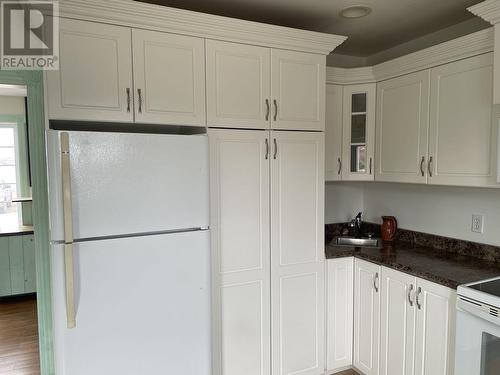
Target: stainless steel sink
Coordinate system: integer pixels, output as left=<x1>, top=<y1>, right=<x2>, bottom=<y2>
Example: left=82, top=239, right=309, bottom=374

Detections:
left=334, top=236, right=382, bottom=248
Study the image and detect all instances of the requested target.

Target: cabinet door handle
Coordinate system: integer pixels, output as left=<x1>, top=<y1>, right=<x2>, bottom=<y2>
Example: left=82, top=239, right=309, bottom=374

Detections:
left=373, top=272, right=379, bottom=293
left=420, top=156, right=425, bottom=177
left=265, top=138, right=269, bottom=160
left=273, top=99, right=278, bottom=121
left=126, top=88, right=131, bottom=113
left=265, top=99, right=270, bottom=121
left=416, top=287, right=422, bottom=310
left=273, top=138, right=278, bottom=159
left=137, top=88, right=143, bottom=113
left=428, top=156, right=433, bottom=177
left=61, top=132, right=76, bottom=329
left=337, top=158, right=342, bottom=175
left=408, top=284, right=414, bottom=307
left=369, top=157, right=373, bottom=175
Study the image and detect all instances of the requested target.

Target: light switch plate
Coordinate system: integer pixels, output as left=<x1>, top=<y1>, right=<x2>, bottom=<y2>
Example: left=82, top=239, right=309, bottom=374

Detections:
left=472, top=214, right=484, bottom=234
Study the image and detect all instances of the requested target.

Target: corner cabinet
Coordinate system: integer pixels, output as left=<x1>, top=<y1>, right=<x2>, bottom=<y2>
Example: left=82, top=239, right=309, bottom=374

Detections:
left=46, top=19, right=206, bottom=126
left=206, top=40, right=326, bottom=131
left=341, top=84, right=376, bottom=180
left=209, top=129, right=325, bottom=375
left=325, top=83, right=376, bottom=182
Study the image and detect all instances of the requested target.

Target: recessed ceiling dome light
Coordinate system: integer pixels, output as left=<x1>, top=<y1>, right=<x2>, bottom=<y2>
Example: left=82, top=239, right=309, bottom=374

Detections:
left=340, top=5, right=372, bottom=18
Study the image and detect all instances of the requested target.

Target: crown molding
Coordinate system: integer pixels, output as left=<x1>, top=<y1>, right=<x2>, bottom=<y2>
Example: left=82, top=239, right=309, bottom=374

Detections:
left=58, top=0, right=347, bottom=55
left=468, top=0, right=500, bottom=25
left=326, top=66, right=376, bottom=85
left=326, top=28, right=494, bottom=85
left=373, top=28, right=493, bottom=81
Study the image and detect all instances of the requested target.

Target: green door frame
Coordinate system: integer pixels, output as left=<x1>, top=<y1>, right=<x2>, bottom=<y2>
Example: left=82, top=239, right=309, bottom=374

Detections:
left=0, top=71, right=55, bottom=374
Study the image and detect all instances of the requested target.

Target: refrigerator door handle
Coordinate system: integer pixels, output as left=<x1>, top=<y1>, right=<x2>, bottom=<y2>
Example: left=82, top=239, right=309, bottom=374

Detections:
left=61, top=132, right=76, bottom=329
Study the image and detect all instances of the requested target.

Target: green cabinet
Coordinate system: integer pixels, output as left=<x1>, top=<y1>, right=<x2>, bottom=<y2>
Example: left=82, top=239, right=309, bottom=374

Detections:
left=0, top=233, right=36, bottom=297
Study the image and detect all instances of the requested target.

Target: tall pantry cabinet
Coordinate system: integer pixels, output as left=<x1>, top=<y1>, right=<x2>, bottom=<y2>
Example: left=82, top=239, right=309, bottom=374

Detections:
left=208, top=42, right=326, bottom=375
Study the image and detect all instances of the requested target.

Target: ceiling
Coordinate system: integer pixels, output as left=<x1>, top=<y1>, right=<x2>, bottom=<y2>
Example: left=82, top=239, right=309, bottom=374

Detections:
left=137, top=0, right=488, bottom=57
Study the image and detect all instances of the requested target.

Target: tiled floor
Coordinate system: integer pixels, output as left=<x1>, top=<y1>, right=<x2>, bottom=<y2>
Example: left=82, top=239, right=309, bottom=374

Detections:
left=0, top=295, right=40, bottom=375
left=332, top=369, right=362, bottom=375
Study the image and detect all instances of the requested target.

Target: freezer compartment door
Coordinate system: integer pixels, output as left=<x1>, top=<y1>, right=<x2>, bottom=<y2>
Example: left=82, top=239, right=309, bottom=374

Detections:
left=47, top=130, right=209, bottom=241
left=51, top=230, right=211, bottom=375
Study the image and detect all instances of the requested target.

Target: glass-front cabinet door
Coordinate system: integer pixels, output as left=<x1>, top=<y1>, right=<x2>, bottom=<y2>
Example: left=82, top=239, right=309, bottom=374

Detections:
left=341, top=83, right=376, bottom=181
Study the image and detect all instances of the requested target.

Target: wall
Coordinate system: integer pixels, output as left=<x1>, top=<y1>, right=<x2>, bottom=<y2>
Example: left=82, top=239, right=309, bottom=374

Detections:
left=325, top=182, right=364, bottom=224
left=325, top=181, right=500, bottom=247
left=0, top=96, right=25, bottom=115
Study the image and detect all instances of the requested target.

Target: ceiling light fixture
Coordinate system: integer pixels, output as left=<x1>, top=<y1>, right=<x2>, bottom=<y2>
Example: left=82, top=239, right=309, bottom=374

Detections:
left=339, top=5, right=372, bottom=19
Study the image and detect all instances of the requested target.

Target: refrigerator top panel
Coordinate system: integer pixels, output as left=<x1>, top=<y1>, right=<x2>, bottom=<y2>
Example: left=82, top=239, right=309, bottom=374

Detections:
left=47, top=130, right=209, bottom=242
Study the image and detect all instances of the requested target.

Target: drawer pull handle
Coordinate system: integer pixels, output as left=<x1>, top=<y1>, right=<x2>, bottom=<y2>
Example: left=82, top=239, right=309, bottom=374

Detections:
left=416, top=287, right=422, bottom=310
left=408, top=284, right=414, bottom=307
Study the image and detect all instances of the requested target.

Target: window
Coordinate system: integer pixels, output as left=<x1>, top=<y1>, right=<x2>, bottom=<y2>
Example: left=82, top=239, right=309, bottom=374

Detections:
left=0, top=124, right=19, bottom=228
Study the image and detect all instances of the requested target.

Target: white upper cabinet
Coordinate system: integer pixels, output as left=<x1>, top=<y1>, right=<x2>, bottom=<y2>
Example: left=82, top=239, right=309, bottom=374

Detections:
left=208, top=129, right=271, bottom=375
left=47, top=19, right=206, bottom=126
left=327, top=257, right=354, bottom=373
left=376, top=70, right=431, bottom=184
left=271, top=50, right=326, bottom=131
left=354, top=258, right=380, bottom=375
left=132, top=30, right=206, bottom=126
left=325, top=84, right=343, bottom=181
left=428, top=53, right=497, bottom=187
left=270, top=131, right=325, bottom=375
left=46, top=19, right=133, bottom=122
left=342, top=84, right=376, bottom=181
left=206, top=43, right=326, bottom=131
left=206, top=40, right=271, bottom=129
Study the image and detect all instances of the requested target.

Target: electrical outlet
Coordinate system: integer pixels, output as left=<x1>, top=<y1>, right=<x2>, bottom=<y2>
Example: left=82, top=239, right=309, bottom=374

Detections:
left=472, top=214, right=484, bottom=234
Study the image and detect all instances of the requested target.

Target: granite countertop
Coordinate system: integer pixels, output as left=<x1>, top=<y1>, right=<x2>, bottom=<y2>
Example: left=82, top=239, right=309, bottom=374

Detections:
left=326, top=241, right=500, bottom=289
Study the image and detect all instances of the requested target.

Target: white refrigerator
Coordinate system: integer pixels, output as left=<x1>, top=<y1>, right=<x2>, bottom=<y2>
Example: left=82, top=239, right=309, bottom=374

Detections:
left=47, top=130, right=211, bottom=375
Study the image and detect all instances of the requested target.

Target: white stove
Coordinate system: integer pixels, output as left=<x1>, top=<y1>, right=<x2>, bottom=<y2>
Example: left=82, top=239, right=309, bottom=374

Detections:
left=455, top=277, right=500, bottom=375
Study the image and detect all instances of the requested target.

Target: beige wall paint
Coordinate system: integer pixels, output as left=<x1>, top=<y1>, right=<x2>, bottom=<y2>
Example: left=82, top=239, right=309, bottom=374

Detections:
left=326, top=182, right=500, bottom=247
left=0, top=96, right=25, bottom=115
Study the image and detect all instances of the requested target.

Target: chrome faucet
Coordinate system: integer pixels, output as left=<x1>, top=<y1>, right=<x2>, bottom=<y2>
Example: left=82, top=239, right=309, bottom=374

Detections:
left=349, top=212, right=363, bottom=238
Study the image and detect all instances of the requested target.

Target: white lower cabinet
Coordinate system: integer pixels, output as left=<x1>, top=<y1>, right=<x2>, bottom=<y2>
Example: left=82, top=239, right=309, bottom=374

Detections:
left=209, top=129, right=325, bottom=375
left=329, top=260, right=457, bottom=375
left=380, top=267, right=416, bottom=375
left=354, top=259, right=381, bottom=375
left=326, top=258, right=354, bottom=373
left=414, top=278, right=456, bottom=375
